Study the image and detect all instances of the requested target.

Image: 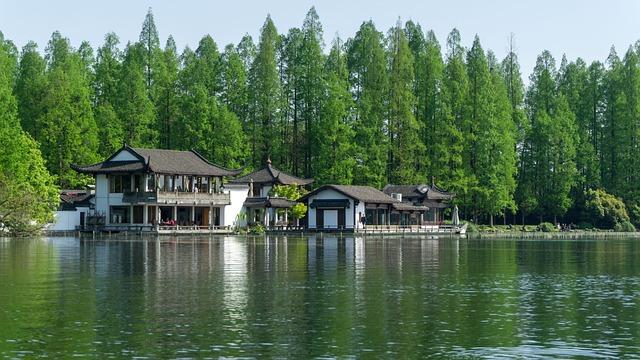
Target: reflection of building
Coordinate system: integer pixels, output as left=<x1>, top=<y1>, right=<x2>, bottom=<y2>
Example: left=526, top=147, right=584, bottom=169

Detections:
left=299, top=185, right=429, bottom=231
left=72, top=145, right=244, bottom=233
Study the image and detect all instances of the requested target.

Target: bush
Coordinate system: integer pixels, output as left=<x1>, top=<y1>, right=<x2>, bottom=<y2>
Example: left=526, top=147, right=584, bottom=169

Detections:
left=248, top=223, right=265, bottom=235
left=614, top=220, right=636, bottom=232
left=628, top=203, right=640, bottom=228
left=584, top=189, right=630, bottom=230
left=465, top=222, right=479, bottom=233
left=576, top=221, right=593, bottom=230
left=539, top=222, right=557, bottom=232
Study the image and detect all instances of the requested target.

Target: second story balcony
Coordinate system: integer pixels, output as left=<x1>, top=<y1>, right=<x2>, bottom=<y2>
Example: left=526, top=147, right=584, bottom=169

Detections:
left=123, top=191, right=231, bottom=206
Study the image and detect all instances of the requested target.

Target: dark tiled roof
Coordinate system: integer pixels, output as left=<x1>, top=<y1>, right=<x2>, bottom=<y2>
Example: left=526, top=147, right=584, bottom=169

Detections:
left=243, top=197, right=297, bottom=208
left=301, top=185, right=397, bottom=204
left=383, top=183, right=455, bottom=200
left=72, top=146, right=241, bottom=176
left=59, top=190, right=94, bottom=210
left=132, top=147, right=240, bottom=176
left=231, top=163, right=313, bottom=186
left=72, top=161, right=146, bottom=174
left=423, top=200, right=450, bottom=209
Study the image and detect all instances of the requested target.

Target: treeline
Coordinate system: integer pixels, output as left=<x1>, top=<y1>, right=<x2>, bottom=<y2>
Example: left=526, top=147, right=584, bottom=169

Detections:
left=2, top=7, right=640, bottom=226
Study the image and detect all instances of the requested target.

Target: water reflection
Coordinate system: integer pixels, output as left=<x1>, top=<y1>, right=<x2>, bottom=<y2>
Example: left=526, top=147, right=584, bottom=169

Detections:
left=1, top=236, right=640, bottom=358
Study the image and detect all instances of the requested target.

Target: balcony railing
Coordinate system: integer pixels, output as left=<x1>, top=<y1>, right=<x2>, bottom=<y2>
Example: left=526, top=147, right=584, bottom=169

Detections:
left=156, top=191, right=230, bottom=206
left=122, top=191, right=157, bottom=203
left=122, top=191, right=230, bottom=206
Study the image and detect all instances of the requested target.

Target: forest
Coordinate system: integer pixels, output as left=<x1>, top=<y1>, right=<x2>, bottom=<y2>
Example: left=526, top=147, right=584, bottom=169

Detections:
left=1, top=7, right=640, bottom=231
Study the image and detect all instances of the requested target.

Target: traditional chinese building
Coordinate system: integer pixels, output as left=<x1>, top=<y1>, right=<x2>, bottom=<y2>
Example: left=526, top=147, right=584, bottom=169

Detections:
left=382, top=182, right=455, bottom=224
left=71, top=145, right=244, bottom=233
left=229, top=160, right=313, bottom=228
left=299, top=185, right=429, bottom=231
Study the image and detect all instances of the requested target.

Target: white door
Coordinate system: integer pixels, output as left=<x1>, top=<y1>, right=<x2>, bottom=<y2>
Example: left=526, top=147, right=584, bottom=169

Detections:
left=324, top=210, right=338, bottom=229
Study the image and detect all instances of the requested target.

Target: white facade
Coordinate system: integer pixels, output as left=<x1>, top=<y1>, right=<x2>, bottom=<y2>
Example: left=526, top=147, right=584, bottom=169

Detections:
left=223, top=184, right=250, bottom=228
left=306, top=188, right=358, bottom=230
left=49, top=207, right=91, bottom=231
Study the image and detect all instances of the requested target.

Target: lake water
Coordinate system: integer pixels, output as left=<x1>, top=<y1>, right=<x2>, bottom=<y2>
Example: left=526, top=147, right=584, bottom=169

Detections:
left=1, top=236, right=640, bottom=358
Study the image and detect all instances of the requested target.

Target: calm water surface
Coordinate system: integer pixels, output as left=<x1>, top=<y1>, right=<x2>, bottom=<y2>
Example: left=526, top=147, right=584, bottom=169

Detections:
left=1, top=236, right=640, bottom=358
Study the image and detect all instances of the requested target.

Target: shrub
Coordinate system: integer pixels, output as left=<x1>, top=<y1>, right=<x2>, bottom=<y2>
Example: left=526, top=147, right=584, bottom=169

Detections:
left=614, top=220, right=636, bottom=232
left=539, top=222, right=557, bottom=232
left=248, top=223, right=265, bottom=235
left=628, top=203, right=640, bottom=228
left=584, top=189, right=630, bottom=230
left=576, top=221, right=593, bottom=230
left=466, top=222, right=479, bottom=233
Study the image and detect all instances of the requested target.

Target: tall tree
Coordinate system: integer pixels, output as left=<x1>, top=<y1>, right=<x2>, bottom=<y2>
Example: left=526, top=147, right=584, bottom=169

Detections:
left=117, top=43, right=156, bottom=147
left=15, top=41, right=47, bottom=140
left=155, top=36, right=180, bottom=149
left=523, top=51, right=578, bottom=222
left=248, top=15, right=282, bottom=167
left=441, top=28, right=468, bottom=209
left=299, top=7, right=325, bottom=177
left=139, top=7, right=160, bottom=94
left=602, top=47, right=625, bottom=194
left=0, top=42, right=58, bottom=234
left=221, top=44, right=249, bottom=132
left=386, top=21, right=422, bottom=184
left=39, top=32, right=99, bottom=188
left=94, top=32, right=123, bottom=156
left=313, top=38, right=355, bottom=185
left=346, top=21, right=388, bottom=188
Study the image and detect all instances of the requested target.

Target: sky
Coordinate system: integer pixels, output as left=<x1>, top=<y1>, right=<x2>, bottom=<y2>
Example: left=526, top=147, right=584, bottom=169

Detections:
left=1, top=0, right=639, bottom=81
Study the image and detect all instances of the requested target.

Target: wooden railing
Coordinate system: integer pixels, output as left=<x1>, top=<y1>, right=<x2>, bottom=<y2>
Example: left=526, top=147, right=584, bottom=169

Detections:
left=156, top=191, right=230, bottom=205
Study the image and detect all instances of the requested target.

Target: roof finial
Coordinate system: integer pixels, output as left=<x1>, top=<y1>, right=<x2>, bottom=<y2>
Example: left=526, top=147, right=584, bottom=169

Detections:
left=267, top=157, right=272, bottom=165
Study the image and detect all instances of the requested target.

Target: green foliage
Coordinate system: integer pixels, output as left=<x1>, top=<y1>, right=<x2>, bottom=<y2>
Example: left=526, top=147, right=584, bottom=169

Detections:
left=347, top=21, right=388, bottom=188
left=271, top=184, right=308, bottom=219
left=249, top=16, right=281, bottom=167
left=584, top=188, right=630, bottom=229
left=7, top=11, right=640, bottom=229
left=0, top=44, right=58, bottom=235
left=39, top=32, right=99, bottom=188
left=538, top=222, right=557, bottom=232
left=248, top=223, right=265, bottom=234
left=465, top=222, right=479, bottom=233
left=614, top=220, right=636, bottom=232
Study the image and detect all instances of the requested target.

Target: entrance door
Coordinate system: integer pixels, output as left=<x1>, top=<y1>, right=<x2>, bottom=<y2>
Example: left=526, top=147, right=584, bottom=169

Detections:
left=80, top=212, right=85, bottom=228
left=316, top=209, right=324, bottom=229
left=337, top=208, right=345, bottom=228
left=324, top=210, right=338, bottom=229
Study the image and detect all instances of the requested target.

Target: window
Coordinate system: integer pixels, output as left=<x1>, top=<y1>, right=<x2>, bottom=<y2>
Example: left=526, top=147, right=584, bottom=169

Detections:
left=167, top=175, right=174, bottom=192
left=146, top=175, right=155, bottom=191
left=157, top=175, right=164, bottom=191
left=109, top=175, right=131, bottom=193
left=132, top=206, right=144, bottom=224
left=197, top=176, right=209, bottom=193
left=110, top=206, right=130, bottom=223
left=175, top=175, right=184, bottom=192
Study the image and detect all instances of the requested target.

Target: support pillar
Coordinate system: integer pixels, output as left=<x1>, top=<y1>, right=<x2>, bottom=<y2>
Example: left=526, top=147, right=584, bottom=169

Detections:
left=143, top=205, right=148, bottom=225
left=130, top=205, right=134, bottom=224
left=209, top=206, right=213, bottom=228
left=173, top=206, right=177, bottom=222
left=191, top=206, right=195, bottom=225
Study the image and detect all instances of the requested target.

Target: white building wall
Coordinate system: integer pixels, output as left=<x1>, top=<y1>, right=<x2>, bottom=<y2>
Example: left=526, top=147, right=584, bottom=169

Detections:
left=95, top=174, right=126, bottom=224
left=354, top=202, right=366, bottom=230
left=49, top=207, right=90, bottom=231
left=111, top=149, right=138, bottom=161
left=306, top=189, right=356, bottom=229
left=223, top=185, right=250, bottom=228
